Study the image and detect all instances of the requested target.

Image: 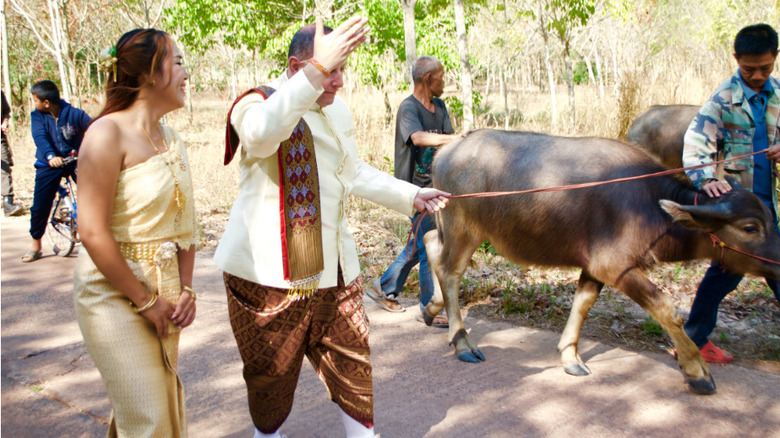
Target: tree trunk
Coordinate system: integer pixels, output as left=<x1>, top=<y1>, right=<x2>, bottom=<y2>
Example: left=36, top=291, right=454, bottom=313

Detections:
left=229, top=47, right=237, bottom=101
left=499, top=0, right=510, bottom=129
left=609, top=27, right=619, bottom=95
left=502, top=68, right=510, bottom=129
left=96, top=59, right=103, bottom=104
left=563, top=40, right=575, bottom=128
left=47, top=0, right=72, bottom=102
left=594, top=46, right=604, bottom=101
left=181, top=49, right=193, bottom=122
left=539, top=10, right=557, bottom=127
left=1, top=0, right=13, bottom=130
left=400, top=0, right=417, bottom=84
left=453, top=0, right=473, bottom=130
left=484, top=63, right=491, bottom=99
left=85, top=58, right=91, bottom=97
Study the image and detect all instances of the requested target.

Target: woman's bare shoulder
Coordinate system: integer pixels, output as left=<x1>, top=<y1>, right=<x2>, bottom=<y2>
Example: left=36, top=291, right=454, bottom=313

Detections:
left=81, top=115, right=125, bottom=161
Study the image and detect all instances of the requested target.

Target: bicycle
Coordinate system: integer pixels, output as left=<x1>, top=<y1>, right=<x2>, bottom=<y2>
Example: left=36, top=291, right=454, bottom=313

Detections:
left=47, top=155, right=79, bottom=257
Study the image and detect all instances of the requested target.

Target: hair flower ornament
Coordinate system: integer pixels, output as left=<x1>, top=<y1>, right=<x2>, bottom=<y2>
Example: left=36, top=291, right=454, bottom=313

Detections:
left=98, top=46, right=118, bottom=81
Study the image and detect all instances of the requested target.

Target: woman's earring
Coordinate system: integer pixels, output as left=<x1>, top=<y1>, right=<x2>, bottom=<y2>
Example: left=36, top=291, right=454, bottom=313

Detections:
left=151, top=80, right=157, bottom=87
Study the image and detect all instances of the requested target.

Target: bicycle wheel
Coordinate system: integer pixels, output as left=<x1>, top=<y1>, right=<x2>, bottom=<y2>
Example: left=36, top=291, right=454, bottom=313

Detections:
left=48, top=194, right=76, bottom=257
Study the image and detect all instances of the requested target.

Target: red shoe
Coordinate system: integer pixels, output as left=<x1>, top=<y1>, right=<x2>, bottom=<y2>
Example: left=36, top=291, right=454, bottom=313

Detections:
left=699, top=341, right=734, bottom=364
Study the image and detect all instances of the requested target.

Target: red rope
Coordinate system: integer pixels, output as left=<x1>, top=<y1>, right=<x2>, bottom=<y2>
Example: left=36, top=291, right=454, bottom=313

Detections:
left=403, top=212, right=425, bottom=259
left=405, top=148, right=778, bottom=265
left=449, top=148, right=768, bottom=200
left=709, top=233, right=780, bottom=266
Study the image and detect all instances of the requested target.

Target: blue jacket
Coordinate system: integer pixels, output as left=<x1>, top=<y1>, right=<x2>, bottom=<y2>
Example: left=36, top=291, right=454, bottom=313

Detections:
left=30, top=99, right=91, bottom=168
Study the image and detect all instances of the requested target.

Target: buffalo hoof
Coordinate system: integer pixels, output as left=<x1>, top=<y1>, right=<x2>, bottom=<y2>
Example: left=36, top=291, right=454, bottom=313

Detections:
left=421, top=309, right=435, bottom=326
left=685, top=373, right=716, bottom=395
left=457, top=349, right=486, bottom=363
left=563, top=362, right=592, bottom=376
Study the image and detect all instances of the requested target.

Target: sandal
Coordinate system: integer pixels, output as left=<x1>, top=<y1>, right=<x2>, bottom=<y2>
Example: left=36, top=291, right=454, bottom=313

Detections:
left=699, top=341, right=734, bottom=364
left=673, top=340, right=735, bottom=364
left=431, top=313, right=449, bottom=328
left=416, top=312, right=449, bottom=328
left=21, top=250, right=42, bottom=263
left=365, top=279, right=405, bottom=312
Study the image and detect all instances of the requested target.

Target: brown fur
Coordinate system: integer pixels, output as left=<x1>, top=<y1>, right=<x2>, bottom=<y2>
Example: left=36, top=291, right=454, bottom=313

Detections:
left=426, top=129, right=780, bottom=394
left=626, top=104, right=699, bottom=169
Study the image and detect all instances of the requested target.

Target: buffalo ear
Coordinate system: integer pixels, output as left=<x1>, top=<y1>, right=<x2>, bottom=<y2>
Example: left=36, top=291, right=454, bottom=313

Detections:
left=660, top=199, right=727, bottom=232
left=724, top=175, right=745, bottom=191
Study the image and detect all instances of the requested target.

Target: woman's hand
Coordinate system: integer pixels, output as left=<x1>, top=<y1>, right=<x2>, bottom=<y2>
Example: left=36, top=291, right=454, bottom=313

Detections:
left=171, top=290, right=197, bottom=329
left=138, top=296, right=176, bottom=338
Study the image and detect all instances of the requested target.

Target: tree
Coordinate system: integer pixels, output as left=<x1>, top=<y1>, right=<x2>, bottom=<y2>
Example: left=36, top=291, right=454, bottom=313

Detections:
left=453, top=0, right=474, bottom=129
left=541, top=0, right=595, bottom=128
left=10, top=0, right=74, bottom=102
left=399, top=0, right=418, bottom=83
left=1, top=0, right=12, bottom=128
left=537, top=4, right=558, bottom=127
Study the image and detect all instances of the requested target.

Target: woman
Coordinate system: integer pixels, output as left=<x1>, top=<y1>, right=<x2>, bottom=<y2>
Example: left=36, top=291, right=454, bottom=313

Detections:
left=74, top=28, right=197, bottom=437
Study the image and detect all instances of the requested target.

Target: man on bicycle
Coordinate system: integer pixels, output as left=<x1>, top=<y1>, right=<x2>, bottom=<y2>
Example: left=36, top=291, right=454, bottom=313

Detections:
left=23, top=80, right=91, bottom=262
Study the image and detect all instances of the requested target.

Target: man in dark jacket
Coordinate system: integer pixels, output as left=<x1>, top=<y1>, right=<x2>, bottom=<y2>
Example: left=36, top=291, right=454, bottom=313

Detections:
left=23, top=80, right=90, bottom=262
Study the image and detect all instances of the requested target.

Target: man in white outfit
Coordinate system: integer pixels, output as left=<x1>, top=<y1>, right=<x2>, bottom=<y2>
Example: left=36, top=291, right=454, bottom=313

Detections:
left=214, top=17, right=449, bottom=438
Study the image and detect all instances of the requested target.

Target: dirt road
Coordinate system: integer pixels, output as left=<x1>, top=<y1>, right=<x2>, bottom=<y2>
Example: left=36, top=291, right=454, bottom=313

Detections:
left=2, top=213, right=779, bottom=437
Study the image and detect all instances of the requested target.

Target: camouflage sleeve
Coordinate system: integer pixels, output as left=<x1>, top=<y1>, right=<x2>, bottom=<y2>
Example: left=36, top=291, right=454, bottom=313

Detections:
left=683, top=95, right=725, bottom=187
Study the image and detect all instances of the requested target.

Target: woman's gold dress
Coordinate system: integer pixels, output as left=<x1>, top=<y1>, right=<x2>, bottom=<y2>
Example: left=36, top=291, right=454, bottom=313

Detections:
left=73, top=126, right=197, bottom=437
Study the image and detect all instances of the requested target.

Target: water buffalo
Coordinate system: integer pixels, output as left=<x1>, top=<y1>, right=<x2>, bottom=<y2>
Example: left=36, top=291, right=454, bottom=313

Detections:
left=625, top=104, right=699, bottom=169
left=423, top=129, right=780, bottom=395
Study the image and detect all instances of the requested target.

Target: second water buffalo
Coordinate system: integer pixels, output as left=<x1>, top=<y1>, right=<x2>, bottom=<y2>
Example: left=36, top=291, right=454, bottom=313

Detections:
left=626, top=104, right=699, bottom=169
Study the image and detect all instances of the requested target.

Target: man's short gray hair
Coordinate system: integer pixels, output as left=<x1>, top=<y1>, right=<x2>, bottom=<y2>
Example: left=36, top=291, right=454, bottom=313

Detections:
left=412, top=56, right=443, bottom=84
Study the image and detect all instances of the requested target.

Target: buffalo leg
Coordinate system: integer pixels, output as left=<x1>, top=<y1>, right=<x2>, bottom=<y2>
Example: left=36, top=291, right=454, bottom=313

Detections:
left=615, top=269, right=715, bottom=395
left=432, top=230, right=484, bottom=363
left=422, top=230, right=446, bottom=323
left=558, top=271, right=603, bottom=376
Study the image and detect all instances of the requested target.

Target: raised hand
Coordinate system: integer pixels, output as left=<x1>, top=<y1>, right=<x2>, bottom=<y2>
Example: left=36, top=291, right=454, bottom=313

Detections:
left=313, top=16, right=370, bottom=71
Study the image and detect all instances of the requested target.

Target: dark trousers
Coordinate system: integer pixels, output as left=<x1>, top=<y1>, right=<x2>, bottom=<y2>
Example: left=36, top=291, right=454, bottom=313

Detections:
left=684, top=263, right=779, bottom=347
left=29, top=162, right=76, bottom=240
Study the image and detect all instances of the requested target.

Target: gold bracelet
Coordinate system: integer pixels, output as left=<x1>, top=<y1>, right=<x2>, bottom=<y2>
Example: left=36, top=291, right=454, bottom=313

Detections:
left=182, top=285, right=197, bottom=301
left=304, top=58, right=330, bottom=77
left=133, top=294, right=158, bottom=313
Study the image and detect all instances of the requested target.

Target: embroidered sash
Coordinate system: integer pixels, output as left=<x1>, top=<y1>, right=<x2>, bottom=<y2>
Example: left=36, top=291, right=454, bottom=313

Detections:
left=225, top=86, right=324, bottom=297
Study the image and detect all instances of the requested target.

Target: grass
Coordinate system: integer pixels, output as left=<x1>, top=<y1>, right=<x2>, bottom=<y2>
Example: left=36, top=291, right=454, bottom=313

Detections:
left=5, top=71, right=778, bottom=362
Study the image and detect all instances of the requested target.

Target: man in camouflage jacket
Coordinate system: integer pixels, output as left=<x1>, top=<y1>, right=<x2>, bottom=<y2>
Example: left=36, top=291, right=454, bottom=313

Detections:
left=681, top=23, right=780, bottom=364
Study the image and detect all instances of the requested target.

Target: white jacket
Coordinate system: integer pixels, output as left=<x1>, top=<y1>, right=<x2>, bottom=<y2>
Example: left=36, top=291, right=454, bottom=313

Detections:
left=214, top=71, right=419, bottom=288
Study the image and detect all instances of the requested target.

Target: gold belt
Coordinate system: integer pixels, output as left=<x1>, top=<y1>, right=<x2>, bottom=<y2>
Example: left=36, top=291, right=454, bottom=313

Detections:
left=118, top=241, right=178, bottom=268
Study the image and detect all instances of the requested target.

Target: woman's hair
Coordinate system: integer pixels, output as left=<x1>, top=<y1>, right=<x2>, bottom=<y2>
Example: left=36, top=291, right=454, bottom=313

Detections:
left=95, top=28, right=171, bottom=120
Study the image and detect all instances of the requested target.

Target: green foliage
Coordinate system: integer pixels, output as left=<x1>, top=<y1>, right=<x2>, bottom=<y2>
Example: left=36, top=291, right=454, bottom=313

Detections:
left=603, top=0, right=635, bottom=22
left=545, top=0, right=596, bottom=41
left=351, top=0, right=404, bottom=87
left=165, top=1, right=359, bottom=68
left=416, top=3, right=460, bottom=72
left=572, top=61, right=596, bottom=84
left=640, top=316, right=664, bottom=337
left=444, top=90, right=485, bottom=120
left=477, top=241, right=497, bottom=255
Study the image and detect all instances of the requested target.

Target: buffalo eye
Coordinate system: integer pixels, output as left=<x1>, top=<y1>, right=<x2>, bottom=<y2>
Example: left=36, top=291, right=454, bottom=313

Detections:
left=743, top=225, right=758, bottom=234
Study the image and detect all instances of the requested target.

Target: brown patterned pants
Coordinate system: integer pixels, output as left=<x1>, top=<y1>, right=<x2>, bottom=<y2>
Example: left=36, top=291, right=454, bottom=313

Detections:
left=223, top=272, right=373, bottom=433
